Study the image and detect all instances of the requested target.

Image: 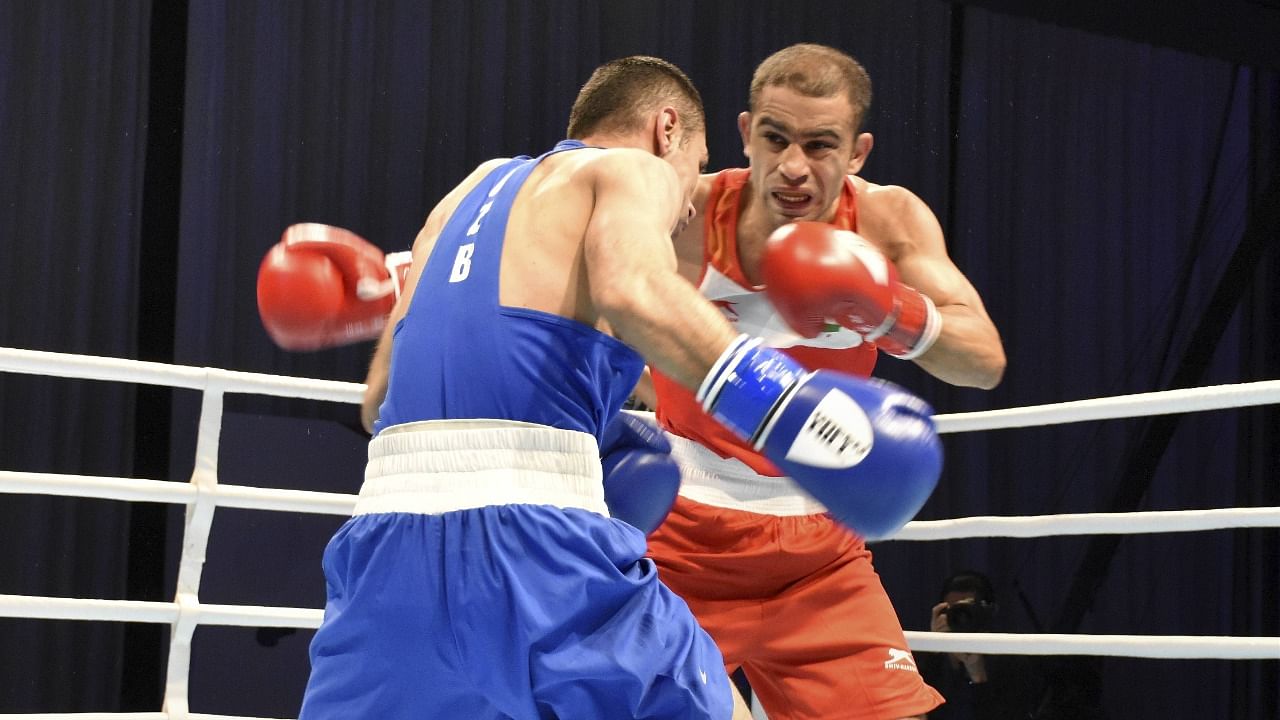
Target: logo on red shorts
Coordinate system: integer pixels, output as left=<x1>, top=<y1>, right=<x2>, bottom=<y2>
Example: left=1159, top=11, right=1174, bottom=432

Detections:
left=883, top=648, right=919, bottom=672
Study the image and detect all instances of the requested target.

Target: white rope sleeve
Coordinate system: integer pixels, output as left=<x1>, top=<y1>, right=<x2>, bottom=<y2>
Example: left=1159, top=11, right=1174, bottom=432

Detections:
left=934, top=379, right=1280, bottom=433
left=0, top=594, right=322, bottom=629
left=0, top=347, right=363, bottom=404
left=0, top=470, right=357, bottom=515
left=905, top=630, right=1280, bottom=660
left=0, top=707, right=290, bottom=712
left=890, top=506, right=1280, bottom=540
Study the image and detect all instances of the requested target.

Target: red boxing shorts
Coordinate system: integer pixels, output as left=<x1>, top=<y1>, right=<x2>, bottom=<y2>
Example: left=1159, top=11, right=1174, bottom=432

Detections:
left=648, top=438, right=943, bottom=719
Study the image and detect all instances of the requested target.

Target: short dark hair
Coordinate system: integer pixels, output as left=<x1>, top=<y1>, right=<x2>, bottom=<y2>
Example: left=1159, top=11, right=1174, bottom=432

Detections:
left=567, top=56, right=705, bottom=139
left=749, top=43, right=872, bottom=132
left=939, top=570, right=996, bottom=603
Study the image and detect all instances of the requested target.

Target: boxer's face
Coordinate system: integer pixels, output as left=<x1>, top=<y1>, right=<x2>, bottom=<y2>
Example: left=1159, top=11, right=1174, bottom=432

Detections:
left=739, top=86, right=864, bottom=228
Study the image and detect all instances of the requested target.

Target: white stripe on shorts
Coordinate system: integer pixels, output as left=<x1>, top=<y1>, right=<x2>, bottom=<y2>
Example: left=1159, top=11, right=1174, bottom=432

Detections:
left=355, top=419, right=609, bottom=517
left=667, top=433, right=828, bottom=516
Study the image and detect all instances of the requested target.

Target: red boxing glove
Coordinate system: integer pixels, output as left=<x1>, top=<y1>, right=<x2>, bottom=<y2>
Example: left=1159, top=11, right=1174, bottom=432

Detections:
left=762, top=221, right=942, bottom=360
left=256, top=223, right=412, bottom=351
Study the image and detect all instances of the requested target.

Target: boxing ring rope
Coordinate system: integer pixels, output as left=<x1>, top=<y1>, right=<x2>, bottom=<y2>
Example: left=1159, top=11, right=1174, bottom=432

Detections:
left=1, top=346, right=1278, bottom=720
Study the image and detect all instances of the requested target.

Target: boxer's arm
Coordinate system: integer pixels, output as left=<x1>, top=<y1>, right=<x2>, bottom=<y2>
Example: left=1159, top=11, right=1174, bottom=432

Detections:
left=360, top=159, right=509, bottom=432
left=583, top=153, right=738, bottom=391
left=621, top=174, right=712, bottom=413
left=859, top=184, right=1005, bottom=389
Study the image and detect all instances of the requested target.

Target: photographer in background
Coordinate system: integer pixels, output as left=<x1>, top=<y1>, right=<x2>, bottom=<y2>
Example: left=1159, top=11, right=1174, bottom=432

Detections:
left=921, top=570, right=1109, bottom=720
left=918, top=571, right=1044, bottom=719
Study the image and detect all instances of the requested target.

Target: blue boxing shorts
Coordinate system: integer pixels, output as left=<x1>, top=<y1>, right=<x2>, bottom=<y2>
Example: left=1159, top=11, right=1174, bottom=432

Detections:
left=298, top=420, right=733, bottom=720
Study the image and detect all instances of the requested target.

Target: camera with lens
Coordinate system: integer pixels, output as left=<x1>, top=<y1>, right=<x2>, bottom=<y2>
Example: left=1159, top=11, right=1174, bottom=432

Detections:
left=941, top=598, right=995, bottom=632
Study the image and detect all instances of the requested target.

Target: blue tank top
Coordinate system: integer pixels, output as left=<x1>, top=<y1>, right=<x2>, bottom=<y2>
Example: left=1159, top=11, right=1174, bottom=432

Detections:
left=376, top=140, right=644, bottom=442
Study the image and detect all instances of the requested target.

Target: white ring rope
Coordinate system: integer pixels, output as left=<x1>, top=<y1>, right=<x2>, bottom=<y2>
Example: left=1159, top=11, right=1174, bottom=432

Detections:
left=0, top=594, right=322, bottom=628
left=2, top=346, right=1278, bottom=720
left=902, top=631, right=1280, bottom=659
left=7, top=346, right=1280, bottom=426
left=0, top=347, right=363, bottom=403
left=0, top=470, right=357, bottom=514
left=932, top=379, right=1280, bottom=433
left=5, top=469, right=1276, bottom=537
left=3, top=591, right=1274, bottom=661
left=1, top=715, right=281, bottom=720
left=890, top=506, right=1280, bottom=540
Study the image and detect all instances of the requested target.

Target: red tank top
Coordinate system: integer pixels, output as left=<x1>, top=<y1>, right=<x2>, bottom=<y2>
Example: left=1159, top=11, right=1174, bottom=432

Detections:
left=653, top=168, right=878, bottom=476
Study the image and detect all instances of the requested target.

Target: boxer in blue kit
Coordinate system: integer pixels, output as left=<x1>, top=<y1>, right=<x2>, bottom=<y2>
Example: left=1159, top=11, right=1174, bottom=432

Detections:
left=300, top=56, right=941, bottom=720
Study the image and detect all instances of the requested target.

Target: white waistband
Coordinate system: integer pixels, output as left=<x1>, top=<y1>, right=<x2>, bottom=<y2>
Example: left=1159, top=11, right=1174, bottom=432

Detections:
left=667, top=433, right=827, bottom=516
left=355, top=420, right=609, bottom=517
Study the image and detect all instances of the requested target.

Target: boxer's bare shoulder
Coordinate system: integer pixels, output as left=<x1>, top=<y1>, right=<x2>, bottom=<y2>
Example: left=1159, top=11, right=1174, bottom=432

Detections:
left=849, top=175, right=941, bottom=261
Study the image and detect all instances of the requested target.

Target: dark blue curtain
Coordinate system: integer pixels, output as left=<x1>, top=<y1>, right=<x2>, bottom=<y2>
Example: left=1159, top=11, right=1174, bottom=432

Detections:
left=172, top=0, right=954, bottom=383
left=871, top=9, right=1279, bottom=720
left=0, top=1, right=151, bottom=711
left=2, top=1, right=1275, bottom=716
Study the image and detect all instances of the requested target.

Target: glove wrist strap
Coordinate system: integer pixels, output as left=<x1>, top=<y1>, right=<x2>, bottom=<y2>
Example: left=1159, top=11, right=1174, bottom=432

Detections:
left=879, top=288, right=943, bottom=360
left=384, top=250, right=413, bottom=301
left=698, top=335, right=806, bottom=443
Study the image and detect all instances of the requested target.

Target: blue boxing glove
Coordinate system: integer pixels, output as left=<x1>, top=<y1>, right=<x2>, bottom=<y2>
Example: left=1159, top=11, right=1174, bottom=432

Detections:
left=698, top=335, right=942, bottom=539
left=599, top=411, right=681, bottom=535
